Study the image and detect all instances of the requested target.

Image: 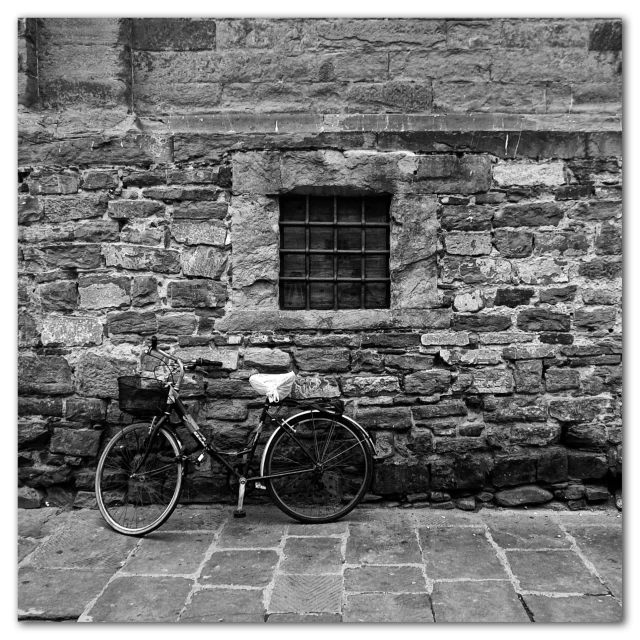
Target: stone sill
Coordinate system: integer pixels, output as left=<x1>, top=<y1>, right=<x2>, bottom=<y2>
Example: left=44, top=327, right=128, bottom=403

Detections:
left=215, top=309, right=452, bottom=332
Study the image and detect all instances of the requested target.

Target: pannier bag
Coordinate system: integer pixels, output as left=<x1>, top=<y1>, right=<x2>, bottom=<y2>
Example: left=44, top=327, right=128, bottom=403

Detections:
left=249, top=372, right=296, bottom=403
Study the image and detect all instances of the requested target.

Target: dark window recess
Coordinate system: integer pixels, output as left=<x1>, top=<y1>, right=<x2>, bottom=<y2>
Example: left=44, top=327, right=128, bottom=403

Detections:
left=279, top=195, right=391, bottom=310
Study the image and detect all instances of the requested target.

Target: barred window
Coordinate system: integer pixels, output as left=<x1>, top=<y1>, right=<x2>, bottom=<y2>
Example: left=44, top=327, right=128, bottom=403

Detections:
left=279, top=195, right=391, bottom=310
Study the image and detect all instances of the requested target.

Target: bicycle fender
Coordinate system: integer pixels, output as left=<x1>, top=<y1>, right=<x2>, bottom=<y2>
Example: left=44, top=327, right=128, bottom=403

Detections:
left=259, top=409, right=376, bottom=476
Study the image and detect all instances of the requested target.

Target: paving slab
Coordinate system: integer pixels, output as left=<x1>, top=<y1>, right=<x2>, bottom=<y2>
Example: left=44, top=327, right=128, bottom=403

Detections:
left=343, top=593, right=434, bottom=622
left=419, top=527, right=507, bottom=579
left=281, top=537, right=343, bottom=574
left=162, top=505, right=228, bottom=531
left=431, top=580, right=530, bottom=622
left=18, top=567, right=113, bottom=620
left=269, top=574, right=343, bottom=613
left=345, top=565, right=427, bottom=593
left=200, top=549, right=279, bottom=586
left=27, top=511, right=138, bottom=571
left=287, top=521, right=348, bottom=536
left=18, top=539, right=39, bottom=563
left=267, top=612, right=342, bottom=622
left=217, top=519, right=286, bottom=549
left=123, top=532, right=211, bottom=575
left=486, top=515, right=570, bottom=549
left=563, top=523, right=622, bottom=599
left=87, top=575, right=192, bottom=622
left=414, top=510, right=484, bottom=527
left=346, top=521, right=422, bottom=564
left=523, top=595, right=622, bottom=622
left=506, top=550, right=606, bottom=594
left=179, top=587, right=265, bottom=622
left=18, top=507, right=61, bottom=539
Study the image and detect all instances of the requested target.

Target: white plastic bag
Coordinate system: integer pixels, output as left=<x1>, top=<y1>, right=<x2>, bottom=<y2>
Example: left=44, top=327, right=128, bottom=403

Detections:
left=249, top=372, right=296, bottom=403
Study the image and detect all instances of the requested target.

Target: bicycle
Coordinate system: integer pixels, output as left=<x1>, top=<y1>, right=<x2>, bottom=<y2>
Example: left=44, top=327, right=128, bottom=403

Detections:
left=95, top=336, right=376, bottom=536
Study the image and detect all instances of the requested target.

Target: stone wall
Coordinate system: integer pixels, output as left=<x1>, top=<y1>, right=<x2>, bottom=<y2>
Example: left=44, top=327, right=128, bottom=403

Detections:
left=18, top=18, right=622, bottom=510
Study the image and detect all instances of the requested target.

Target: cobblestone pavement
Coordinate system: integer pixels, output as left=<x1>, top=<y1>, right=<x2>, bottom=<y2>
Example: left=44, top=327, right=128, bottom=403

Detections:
left=18, top=505, right=622, bottom=623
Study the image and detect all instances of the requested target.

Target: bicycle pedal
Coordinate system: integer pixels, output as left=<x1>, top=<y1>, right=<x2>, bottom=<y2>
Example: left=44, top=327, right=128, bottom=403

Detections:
left=233, top=509, right=246, bottom=518
left=255, top=482, right=267, bottom=491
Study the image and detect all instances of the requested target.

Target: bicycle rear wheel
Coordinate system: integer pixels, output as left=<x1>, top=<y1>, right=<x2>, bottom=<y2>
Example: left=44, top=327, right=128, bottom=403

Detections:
left=95, top=423, right=184, bottom=536
left=263, top=412, right=373, bottom=524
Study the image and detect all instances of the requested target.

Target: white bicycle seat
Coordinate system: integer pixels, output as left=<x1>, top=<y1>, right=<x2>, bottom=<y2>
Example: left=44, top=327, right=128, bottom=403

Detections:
left=249, top=372, right=296, bottom=403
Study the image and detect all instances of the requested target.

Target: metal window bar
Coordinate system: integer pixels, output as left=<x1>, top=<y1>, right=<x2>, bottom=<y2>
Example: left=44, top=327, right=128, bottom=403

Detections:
left=279, top=195, right=391, bottom=310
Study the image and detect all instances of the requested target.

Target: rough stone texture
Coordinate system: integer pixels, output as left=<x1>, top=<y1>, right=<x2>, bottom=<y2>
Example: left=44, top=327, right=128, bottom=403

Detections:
left=16, top=18, right=623, bottom=507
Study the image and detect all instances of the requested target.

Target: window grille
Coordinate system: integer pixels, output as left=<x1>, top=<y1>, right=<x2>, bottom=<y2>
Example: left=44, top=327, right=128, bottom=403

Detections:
left=279, top=195, right=391, bottom=310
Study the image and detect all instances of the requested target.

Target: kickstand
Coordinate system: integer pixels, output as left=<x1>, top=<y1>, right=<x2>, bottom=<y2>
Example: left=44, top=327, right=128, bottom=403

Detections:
left=233, top=478, right=247, bottom=518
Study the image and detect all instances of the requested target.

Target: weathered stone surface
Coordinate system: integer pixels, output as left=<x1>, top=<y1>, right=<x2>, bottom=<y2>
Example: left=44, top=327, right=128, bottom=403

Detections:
left=540, top=332, right=574, bottom=345
left=579, top=259, right=622, bottom=280
left=181, top=245, right=228, bottom=279
left=49, top=428, right=101, bottom=457
left=22, top=244, right=102, bottom=271
left=389, top=195, right=438, bottom=308
left=493, top=162, right=565, bottom=187
left=230, top=195, right=279, bottom=307
left=107, top=199, right=165, bottom=219
left=19, top=396, right=64, bottom=417
left=452, top=314, right=511, bottom=332
left=18, top=486, right=44, bottom=509
left=293, top=375, right=341, bottom=399
left=243, top=347, right=291, bottom=372
left=412, top=401, right=467, bottom=424
left=565, top=423, right=607, bottom=450
left=29, top=171, right=79, bottom=195
left=171, top=220, right=226, bottom=246
left=517, top=309, right=571, bottom=332
left=107, top=311, right=157, bottom=335
left=440, top=348, right=502, bottom=365
left=102, top=245, right=181, bottom=273
left=75, top=352, right=136, bottom=398
left=18, top=355, right=73, bottom=395
left=537, top=448, right=568, bottom=483
left=293, top=348, right=350, bottom=372
left=493, top=456, right=537, bottom=487
left=539, top=285, right=577, bottom=304
left=142, top=187, right=219, bottom=201
left=502, top=344, right=555, bottom=359
left=169, top=279, right=227, bottom=308
left=385, top=353, right=434, bottom=370
left=545, top=367, right=581, bottom=392
left=79, top=274, right=130, bottom=309
left=173, top=201, right=228, bottom=220
left=18, top=420, right=50, bottom=447
left=65, top=397, right=107, bottom=423
left=341, top=375, right=400, bottom=396
left=582, top=288, right=619, bottom=306
left=568, top=452, right=608, bottom=479
left=422, top=332, right=470, bottom=346
left=514, top=360, right=543, bottom=393
left=351, top=349, right=384, bottom=372
left=42, top=316, right=103, bottom=346
left=453, top=290, right=484, bottom=313
left=19, top=196, right=44, bottom=225
left=404, top=370, right=451, bottom=395
left=574, top=307, right=617, bottom=331
left=131, top=276, right=159, bottom=306
left=38, top=280, right=78, bottom=312
left=493, top=229, right=533, bottom=257
left=353, top=406, right=412, bottom=430
left=445, top=232, right=492, bottom=256
left=82, top=171, right=118, bottom=190
left=157, top=313, right=197, bottom=336
left=361, top=333, right=422, bottom=348
left=483, top=396, right=547, bottom=422
left=440, top=205, right=493, bottom=231
left=441, top=255, right=513, bottom=285
left=549, top=398, right=610, bottom=422
left=494, top=485, right=553, bottom=506
left=569, top=199, right=621, bottom=222
left=494, top=202, right=563, bottom=227
left=471, top=369, right=513, bottom=394
left=512, top=421, right=560, bottom=446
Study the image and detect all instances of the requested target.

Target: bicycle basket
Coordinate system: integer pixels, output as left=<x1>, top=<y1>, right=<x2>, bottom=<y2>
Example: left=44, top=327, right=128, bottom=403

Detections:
left=118, top=376, right=170, bottom=416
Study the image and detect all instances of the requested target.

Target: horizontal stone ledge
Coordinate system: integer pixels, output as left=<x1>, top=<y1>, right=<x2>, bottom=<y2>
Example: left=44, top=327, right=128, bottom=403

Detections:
left=215, top=309, right=452, bottom=332
left=150, top=112, right=621, bottom=134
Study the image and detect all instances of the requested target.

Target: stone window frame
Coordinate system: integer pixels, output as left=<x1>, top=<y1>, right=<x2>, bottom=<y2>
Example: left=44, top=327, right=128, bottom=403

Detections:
left=218, top=150, right=490, bottom=332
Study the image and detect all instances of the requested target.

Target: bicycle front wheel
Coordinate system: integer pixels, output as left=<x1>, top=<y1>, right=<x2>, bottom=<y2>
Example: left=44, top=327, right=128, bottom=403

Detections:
left=95, top=423, right=184, bottom=536
left=263, top=412, right=373, bottom=524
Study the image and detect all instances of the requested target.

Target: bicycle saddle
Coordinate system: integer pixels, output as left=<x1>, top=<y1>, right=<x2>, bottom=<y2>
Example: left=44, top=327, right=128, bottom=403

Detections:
left=249, top=371, right=296, bottom=403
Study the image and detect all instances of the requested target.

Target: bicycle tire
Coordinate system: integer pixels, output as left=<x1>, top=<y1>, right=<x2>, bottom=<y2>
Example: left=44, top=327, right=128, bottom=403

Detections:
left=95, top=422, right=184, bottom=536
left=263, top=411, right=373, bottom=524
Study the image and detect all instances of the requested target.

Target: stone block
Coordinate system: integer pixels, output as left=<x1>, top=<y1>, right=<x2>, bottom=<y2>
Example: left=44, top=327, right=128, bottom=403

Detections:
left=406, top=429, right=435, bottom=454
left=29, top=171, right=79, bottom=195
left=38, top=280, right=78, bottom=312
left=243, top=347, right=291, bottom=372
left=385, top=353, right=434, bottom=371
left=494, top=202, right=564, bottom=227
left=181, top=246, right=228, bottom=279
left=75, top=352, right=136, bottom=398
left=389, top=195, right=438, bottom=308
left=404, top=370, right=451, bottom=395
left=565, top=423, right=607, bottom=450
left=539, top=285, right=577, bottom=304
left=483, top=396, right=547, bottom=422
left=18, top=355, right=73, bottom=395
left=537, top=447, right=568, bottom=483
left=493, top=229, right=533, bottom=257
left=548, top=398, right=610, bottom=422
left=470, top=369, right=513, bottom=394
left=372, top=461, right=429, bottom=494
left=157, top=313, right=197, bottom=336
left=123, top=170, right=166, bottom=187
left=502, top=344, right=556, bottom=359
left=517, top=309, right=571, bottom=332
left=568, top=452, right=608, bottom=479
left=168, top=279, right=227, bottom=308
left=578, top=259, right=622, bottom=280
left=340, top=376, right=400, bottom=397
left=107, top=310, right=157, bottom=335
left=65, top=397, right=107, bottom=423
left=293, top=348, right=350, bottom=372
left=493, top=162, right=565, bottom=187
left=574, top=307, right=617, bottom=331
left=73, top=220, right=120, bottom=242
left=581, top=288, right=619, bottom=306
left=511, top=422, right=561, bottom=446
left=40, top=195, right=107, bottom=224
left=171, top=220, right=227, bottom=246
left=18, top=397, right=64, bottom=417
left=545, top=368, right=581, bottom=392
left=23, top=244, right=102, bottom=271
left=18, top=486, right=44, bottom=509
left=18, top=196, right=44, bottom=225
left=131, top=276, right=159, bottom=307
left=41, top=316, right=103, bottom=346
left=142, top=187, right=219, bottom=201
left=293, top=376, right=341, bottom=399
left=585, top=485, right=610, bottom=501
left=351, top=349, right=384, bottom=372
left=439, top=205, right=493, bottom=231
left=230, top=195, right=279, bottom=308
left=441, top=255, right=513, bottom=285
left=132, top=18, right=217, bottom=50
left=535, top=231, right=589, bottom=256
left=439, top=348, right=502, bottom=365
left=49, top=428, right=102, bottom=457
left=82, top=171, right=118, bottom=190
left=421, top=332, right=470, bottom=346
left=445, top=232, right=492, bottom=256
left=354, top=406, right=412, bottom=431
left=18, top=420, right=50, bottom=447
left=78, top=274, right=130, bottom=309
left=452, top=314, right=511, bottom=332
left=453, top=290, right=484, bottom=313
left=493, top=455, right=537, bottom=487
left=173, top=201, right=228, bottom=220
left=569, top=200, right=621, bottom=222
left=102, top=245, right=181, bottom=273
left=494, top=485, right=553, bottom=506
left=361, top=333, right=422, bottom=348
